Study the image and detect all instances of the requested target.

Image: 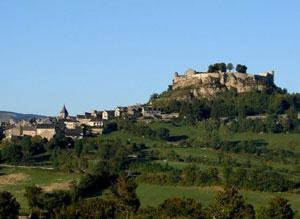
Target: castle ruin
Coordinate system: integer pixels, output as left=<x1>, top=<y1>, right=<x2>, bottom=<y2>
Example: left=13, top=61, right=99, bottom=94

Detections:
left=172, top=69, right=275, bottom=97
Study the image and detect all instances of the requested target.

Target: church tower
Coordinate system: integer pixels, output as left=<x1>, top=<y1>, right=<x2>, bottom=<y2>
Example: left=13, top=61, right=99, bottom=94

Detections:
left=58, top=105, right=69, bottom=119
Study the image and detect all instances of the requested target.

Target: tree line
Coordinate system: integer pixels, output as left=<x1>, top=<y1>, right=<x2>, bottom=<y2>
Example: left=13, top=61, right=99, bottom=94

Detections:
left=0, top=186, right=295, bottom=218
left=208, top=62, right=248, bottom=73
left=152, top=90, right=300, bottom=133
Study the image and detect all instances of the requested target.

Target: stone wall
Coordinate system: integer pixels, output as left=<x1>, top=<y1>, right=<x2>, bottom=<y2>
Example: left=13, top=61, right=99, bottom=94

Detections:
left=172, top=69, right=274, bottom=97
left=36, top=128, right=56, bottom=141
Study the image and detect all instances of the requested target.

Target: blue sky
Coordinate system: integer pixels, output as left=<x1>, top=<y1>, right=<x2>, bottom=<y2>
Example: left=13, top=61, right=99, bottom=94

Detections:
left=1, top=0, right=300, bottom=116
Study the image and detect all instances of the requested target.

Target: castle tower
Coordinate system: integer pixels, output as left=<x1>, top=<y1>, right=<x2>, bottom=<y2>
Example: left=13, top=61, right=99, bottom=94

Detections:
left=58, top=105, right=69, bottom=119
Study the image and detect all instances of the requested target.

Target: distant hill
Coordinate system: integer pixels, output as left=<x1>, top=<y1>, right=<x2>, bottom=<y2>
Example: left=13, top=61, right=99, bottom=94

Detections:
left=0, top=111, right=46, bottom=122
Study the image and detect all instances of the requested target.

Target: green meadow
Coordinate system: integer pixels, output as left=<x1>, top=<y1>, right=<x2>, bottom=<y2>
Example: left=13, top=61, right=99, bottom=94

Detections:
left=137, top=184, right=300, bottom=214
left=0, top=167, right=80, bottom=214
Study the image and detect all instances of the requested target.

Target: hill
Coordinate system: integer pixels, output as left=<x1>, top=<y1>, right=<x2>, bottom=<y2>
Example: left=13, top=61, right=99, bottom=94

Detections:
left=0, top=64, right=299, bottom=218
left=0, top=111, right=46, bottom=122
left=172, top=68, right=275, bottom=98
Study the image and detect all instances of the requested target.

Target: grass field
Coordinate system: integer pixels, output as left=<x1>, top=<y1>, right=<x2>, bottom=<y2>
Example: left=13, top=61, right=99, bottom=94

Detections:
left=2, top=166, right=299, bottom=216
left=150, top=122, right=300, bottom=152
left=1, top=122, right=299, bottom=216
left=0, top=167, right=81, bottom=214
left=233, top=132, right=300, bottom=152
left=137, top=184, right=300, bottom=215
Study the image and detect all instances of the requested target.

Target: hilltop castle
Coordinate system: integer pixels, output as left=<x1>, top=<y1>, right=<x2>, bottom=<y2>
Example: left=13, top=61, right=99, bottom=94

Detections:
left=172, top=69, right=275, bottom=97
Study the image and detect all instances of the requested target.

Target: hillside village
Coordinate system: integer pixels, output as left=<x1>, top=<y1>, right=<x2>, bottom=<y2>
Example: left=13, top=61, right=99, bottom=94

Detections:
left=1, top=104, right=179, bottom=141
left=2, top=66, right=300, bottom=141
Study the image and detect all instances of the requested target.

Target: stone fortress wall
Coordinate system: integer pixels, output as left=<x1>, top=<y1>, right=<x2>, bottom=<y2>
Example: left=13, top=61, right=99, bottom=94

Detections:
left=172, top=69, right=274, bottom=96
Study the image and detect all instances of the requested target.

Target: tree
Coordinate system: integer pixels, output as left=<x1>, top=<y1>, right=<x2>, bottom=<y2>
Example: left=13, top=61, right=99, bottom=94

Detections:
left=40, top=190, right=72, bottom=214
left=0, top=191, right=20, bottom=219
left=112, top=176, right=140, bottom=217
left=20, top=136, right=32, bottom=160
left=156, top=127, right=170, bottom=140
left=149, top=93, right=159, bottom=103
left=96, top=141, right=130, bottom=174
left=218, top=123, right=232, bottom=142
left=24, top=185, right=43, bottom=210
left=73, top=173, right=114, bottom=200
left=0, top=124, right=4, bottom=141
left=208, top=187, right=255, bottom=219
left=74, top=139, right=83, bottom=157
left=227, top=63, right=234, bottom=72
left=258, top=197, right=294, bottom=219
left=208, top=64, right=216, bottom=73
left=57, top=151, right=77, bottom=173
left=102, top=122, right=118, bottom=134
left=236, top=64, right=248, bottom=73
left=159, top=197, right=206, bottom=218
left=208, top=63, right=227, bottom=73
left=53, top=198, right=116, bottom=218
left=47, top=130, right=74, bottom=150
left=1, top=144, right=24, bottom=164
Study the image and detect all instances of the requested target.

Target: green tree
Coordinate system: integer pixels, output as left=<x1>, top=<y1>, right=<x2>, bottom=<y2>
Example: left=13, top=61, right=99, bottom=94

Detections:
left=74, top=139, right=83, bottom=157
left=53, top=198, right=116, bottom=218
left=208, top=63, right=227, bottom=73
left=57, top=151, right=76, bottom=173
left=40, top=190, right=72, bottom=215
left=209, top=187, right=255, bottom=219
left=20, top=136, right=32, bottom=160
left=258, top=197, right=294, bottom=219
left=1, top=144, right=24, bottom=164
left=159, top=197, right=206, bottom=218
left=156, top=127, right=170, bottom=140
left=24, top=185, right=43, bottom=210
left=236, top=64, right=248, bottom=73
left=218, top=123, right=232, bottom=142
left=0, top=191, right=20, bottom=219
left=149, top=93, right=159, bottom=103
left=112, top=176, right=140, bottom=217
left=227, top=63, right=234, bottom=72
left=0, top=124, right=4, bottom=141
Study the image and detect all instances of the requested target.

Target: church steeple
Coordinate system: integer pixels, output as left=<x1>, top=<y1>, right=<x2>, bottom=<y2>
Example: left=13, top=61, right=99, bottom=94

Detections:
left=58, top=105, right=69, bottom=119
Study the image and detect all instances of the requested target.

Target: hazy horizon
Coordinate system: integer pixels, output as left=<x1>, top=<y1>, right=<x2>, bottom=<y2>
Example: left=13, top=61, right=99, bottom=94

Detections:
left=1, top=0, right=300, bottom=115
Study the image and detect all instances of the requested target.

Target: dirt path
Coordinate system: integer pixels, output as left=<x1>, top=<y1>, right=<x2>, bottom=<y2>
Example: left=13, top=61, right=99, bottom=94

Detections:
left=0, top=164, right=54, bottom=170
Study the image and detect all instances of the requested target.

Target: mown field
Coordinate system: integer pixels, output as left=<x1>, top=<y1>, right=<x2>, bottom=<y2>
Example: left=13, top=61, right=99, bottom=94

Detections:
left=0, top=167, right=81, bottom=214
left=137, top=184, right=300, bottom=212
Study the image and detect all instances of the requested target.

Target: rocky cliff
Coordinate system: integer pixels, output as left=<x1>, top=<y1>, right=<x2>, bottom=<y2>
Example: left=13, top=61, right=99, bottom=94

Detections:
left=172, top=69, right=275, bottom=98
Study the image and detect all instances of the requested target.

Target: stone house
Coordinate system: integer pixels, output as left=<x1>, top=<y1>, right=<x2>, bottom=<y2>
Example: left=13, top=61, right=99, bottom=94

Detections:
left=102, top=110, right=114, bottom=120
left=91, top=127, right=103, bottom=135
left=115, top=107, right=128, bottom=117
left=76, top=115, right=92, bottom=125
left=84, top=112, right=92, bottom=117
left=63, top=118, right=79, bottom=129
left=88, top=118, right=104, bottom=127
left=36, top=124, right=56, bottom=140
left=161, top=113, right=180, bottom=120
left=127, top=106, right=141, bottom=118
left=141, top=107, right=161, bottom=118
left=91, top=110, right=103, bottom=118
left=22, top=126, right=37, bottom=137
left=65, top=127, right=83, bottom=139
left=4, top=124, right=22, bottom=139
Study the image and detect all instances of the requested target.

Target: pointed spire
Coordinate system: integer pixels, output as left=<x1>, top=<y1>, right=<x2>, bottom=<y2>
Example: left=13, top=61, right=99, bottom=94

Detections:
left=58, top=105, right=69, bottom=119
